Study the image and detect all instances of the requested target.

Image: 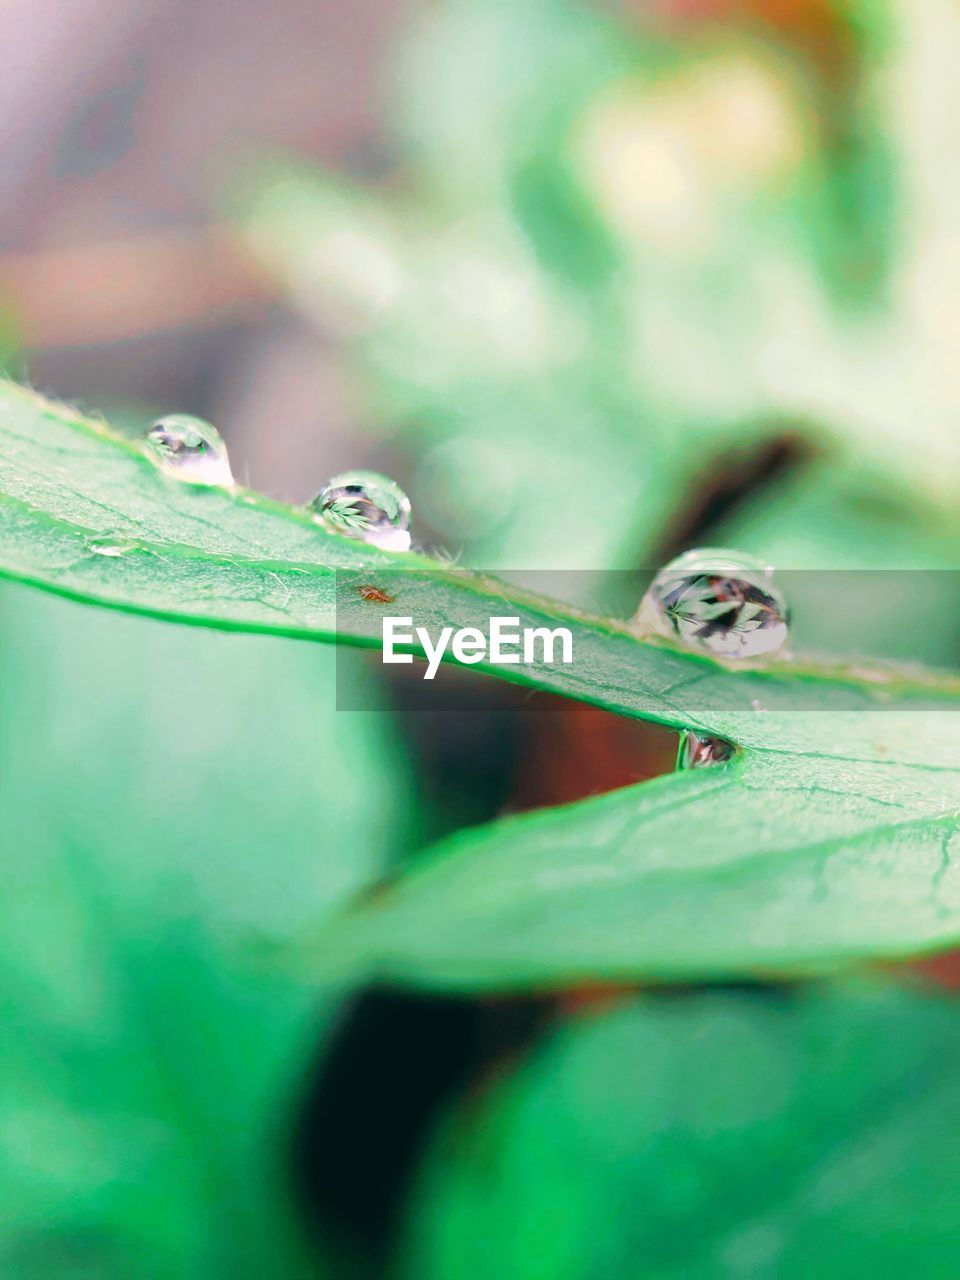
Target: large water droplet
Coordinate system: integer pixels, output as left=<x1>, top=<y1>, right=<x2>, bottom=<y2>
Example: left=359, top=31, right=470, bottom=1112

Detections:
left=635, top=548, right=789, bottom=659
left=677, top=731, right=737, bottom=769
left=311, top=470, right=412, bottom=551
left=144, top=415, right=234, bottom=486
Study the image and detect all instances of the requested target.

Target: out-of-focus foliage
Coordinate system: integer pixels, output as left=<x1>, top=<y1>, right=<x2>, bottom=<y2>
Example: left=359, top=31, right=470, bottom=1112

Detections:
left=715, top=465, right=960, bottom=663
left=0, top=584, right=410, bottom=1276
left=240, top=0, right=960, bottom=576
left=403, top=985, right=960, bottom=1280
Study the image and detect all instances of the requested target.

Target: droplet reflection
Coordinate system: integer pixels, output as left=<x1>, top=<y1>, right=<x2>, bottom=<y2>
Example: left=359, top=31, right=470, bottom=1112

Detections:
left=311, top=469, right=412, bottom=551
left=677, top=731, right=737, bottom=770
left=144, top=415, right=234, bottom=487
left=636, top=547, right=789, bottom=659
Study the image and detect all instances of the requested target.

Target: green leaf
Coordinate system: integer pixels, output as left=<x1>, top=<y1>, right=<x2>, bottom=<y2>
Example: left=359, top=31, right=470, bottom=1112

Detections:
left=317, top=734, right=960, bottom=988
left=5, top=382, right=960, bottom=984
left=0, top=380, right=417, bottom=639
left=2, top=381, right=956, bottom=729
left=402, top=985, right=960, bottom=1280
left=0, top=583, right=410, bottom=1276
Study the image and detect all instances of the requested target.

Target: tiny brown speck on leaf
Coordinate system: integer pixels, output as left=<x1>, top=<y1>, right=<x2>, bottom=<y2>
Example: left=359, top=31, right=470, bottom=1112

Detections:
left=358, top=585, right=395, bottom=604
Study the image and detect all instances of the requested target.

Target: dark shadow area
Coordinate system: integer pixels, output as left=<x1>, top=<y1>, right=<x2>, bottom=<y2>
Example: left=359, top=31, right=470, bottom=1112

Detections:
left=379, top=660, right=678, bottom=848
left=651, top=430, right=815, bottom=564
left=292, top=987, right=552, bottom=1278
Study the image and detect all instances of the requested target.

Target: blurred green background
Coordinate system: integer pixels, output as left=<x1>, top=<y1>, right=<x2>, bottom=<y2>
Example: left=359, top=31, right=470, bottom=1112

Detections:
left=3, top=0, right=960, bottom=1275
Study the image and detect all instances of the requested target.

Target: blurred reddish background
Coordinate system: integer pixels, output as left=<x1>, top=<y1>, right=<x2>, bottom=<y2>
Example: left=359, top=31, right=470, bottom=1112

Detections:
left=0, top=0, right=416, bottom=499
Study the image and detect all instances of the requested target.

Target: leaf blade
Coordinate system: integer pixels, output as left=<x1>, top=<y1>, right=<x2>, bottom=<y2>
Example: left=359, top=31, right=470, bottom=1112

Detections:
left=3, top=381, right=959, bottom=753
left=316, top=742, right=960, bottom=987
left=7, top=380, right=960, bottom=983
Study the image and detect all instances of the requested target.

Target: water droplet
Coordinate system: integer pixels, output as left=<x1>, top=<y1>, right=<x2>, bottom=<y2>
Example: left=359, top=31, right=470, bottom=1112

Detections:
left=678, top=731, right=737, bottom=769
left=88, top=538, right=135, bottom=557
left=635, top=548, right=789, bottom=659
left=144, top=415, right=234, bottom=487
left=311, top=470, right=411, bottom=551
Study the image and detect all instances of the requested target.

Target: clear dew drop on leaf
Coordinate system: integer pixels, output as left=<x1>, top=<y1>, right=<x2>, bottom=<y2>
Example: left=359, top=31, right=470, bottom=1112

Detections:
left=677, top=731, right=738, bottom=770
left=143, top=414, right=234, bottom=487
left=310, top=469, right=412, bottom=551
left=635, top=547, right=790, bottom=659
left=87, top=538, right=136, bottom=557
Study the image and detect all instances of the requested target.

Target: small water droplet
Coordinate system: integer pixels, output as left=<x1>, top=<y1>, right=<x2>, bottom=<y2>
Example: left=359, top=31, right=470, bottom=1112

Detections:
left=144, top=414, right=234, bottom=487
left=678, top=731, right=737, bottom=769
left=636, top=547, right=789, bottom=659
left=310, top=469, right=411, bottom=551
left=88, top=538, right=135, bottom=557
